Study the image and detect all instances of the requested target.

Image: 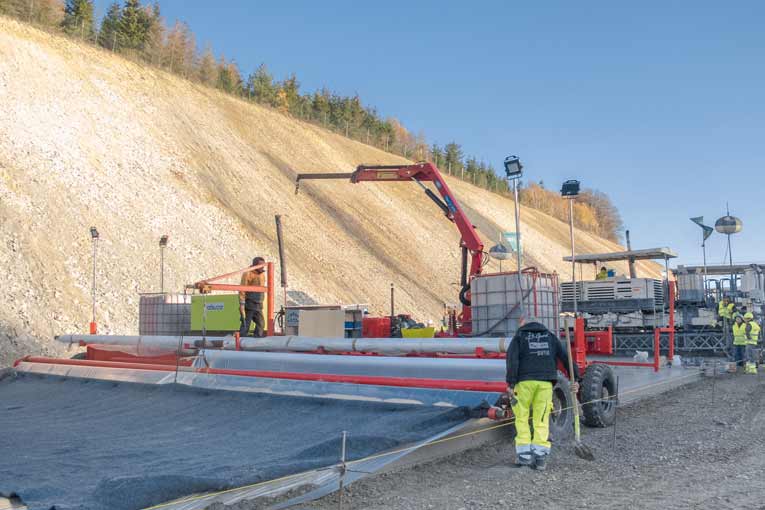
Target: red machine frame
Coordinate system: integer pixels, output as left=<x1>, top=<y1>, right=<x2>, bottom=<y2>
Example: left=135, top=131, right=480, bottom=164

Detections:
left=296, top=162, right=484, bottom=334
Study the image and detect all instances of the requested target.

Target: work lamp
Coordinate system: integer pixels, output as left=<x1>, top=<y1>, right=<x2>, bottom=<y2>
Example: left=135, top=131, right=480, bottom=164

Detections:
left=561, top=180, right=580, bottom=197
left=503, top=156, right=523, bottom=179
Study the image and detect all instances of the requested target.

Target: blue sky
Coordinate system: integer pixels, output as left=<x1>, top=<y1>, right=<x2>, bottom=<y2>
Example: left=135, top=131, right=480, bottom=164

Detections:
left=94, top=1, right=764, bottom=265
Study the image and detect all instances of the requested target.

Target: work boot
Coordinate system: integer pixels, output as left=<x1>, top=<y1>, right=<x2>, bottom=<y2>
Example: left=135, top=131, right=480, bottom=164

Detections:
left=514, top=453, right=534, bottom=468
left=532, top=453, right=548, bottom=471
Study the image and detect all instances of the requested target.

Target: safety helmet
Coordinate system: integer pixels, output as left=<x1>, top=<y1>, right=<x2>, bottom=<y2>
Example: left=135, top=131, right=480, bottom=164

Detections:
left=744, top=312, right=755, bottom=320
left=734, top=313, right=744, bottom=321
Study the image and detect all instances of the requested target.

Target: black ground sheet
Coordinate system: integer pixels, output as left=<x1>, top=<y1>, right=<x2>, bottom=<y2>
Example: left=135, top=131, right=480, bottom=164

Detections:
left=0, top=373, right=471, bottom=510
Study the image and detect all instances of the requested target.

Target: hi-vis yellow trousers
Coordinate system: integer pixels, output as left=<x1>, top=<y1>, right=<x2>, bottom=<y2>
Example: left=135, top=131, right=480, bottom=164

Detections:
left=512, top=380, right=553, bottom=457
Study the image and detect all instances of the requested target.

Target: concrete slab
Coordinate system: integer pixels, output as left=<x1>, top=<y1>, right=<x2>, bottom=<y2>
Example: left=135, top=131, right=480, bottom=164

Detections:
left=589, top=358, right=704, bottom=405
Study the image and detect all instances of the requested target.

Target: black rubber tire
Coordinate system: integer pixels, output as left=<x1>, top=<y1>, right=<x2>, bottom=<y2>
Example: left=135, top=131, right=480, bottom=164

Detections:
left=581, top=364, right=617, bottom=427
left=548, top=371, right=574, bottom=441
left=459, top=284, right=471, bottom=306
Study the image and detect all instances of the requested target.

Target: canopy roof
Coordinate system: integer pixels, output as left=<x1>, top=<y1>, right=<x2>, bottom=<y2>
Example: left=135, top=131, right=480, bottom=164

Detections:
left=563, top=247, right=678, bottom=264
left=673, top=264, right=765, bottom=276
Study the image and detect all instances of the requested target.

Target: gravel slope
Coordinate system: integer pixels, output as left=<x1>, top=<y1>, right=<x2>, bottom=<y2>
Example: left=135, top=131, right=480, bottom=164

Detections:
left=0, top=17, right=657, bottom=365
left=305, top=374, right=765, bottom=510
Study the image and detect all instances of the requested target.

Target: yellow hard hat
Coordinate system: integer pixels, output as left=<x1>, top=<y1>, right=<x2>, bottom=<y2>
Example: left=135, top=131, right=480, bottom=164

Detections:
left=744, top=312, right=754, bottom=320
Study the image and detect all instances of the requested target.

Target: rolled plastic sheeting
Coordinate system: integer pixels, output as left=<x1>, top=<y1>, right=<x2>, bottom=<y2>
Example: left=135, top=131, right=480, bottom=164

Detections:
left=196, top=349, right=507, bottom=382
left=225, top=336, right=511, bottom=355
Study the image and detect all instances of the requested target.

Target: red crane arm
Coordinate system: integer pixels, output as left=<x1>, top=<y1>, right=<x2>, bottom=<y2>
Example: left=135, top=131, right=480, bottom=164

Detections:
left=296, top=162, right=485, bottom=277
left=296, top=162, right=485, bottom=334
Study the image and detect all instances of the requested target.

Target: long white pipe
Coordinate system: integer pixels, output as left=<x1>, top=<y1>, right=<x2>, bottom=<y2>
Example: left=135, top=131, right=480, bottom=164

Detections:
left=56, top=334, right=511, bottom=356
left=226, top=336, right=511, bottom=355
left=55, top=334, right=233, bottom=355
left=197, top=350, right=507, bottom=381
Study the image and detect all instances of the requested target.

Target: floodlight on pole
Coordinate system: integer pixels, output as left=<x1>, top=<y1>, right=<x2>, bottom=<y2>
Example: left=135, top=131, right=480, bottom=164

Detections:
left=561, top=180, right=581, bottom=319
left=504, top=155, right=526, bottom=319
left=89, top=226, right=99, bottom=334
left=159, top=235, right=169, bottom=294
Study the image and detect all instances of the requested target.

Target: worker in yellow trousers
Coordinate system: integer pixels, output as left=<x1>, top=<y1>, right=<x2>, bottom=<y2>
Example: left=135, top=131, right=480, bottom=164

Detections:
left=744, top=312, right=761, bottom=374
left=732, top=314, right=748, bottom=371
left=506, top=321, right=579, bottom=470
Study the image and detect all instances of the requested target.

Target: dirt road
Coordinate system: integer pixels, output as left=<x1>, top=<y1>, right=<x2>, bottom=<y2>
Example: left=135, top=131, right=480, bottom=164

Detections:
left=307, top=373, right=765, bottom=510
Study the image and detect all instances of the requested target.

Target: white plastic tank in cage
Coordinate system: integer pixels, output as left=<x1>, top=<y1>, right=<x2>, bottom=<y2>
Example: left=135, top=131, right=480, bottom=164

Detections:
left=470, top=271, right=559, bottom=337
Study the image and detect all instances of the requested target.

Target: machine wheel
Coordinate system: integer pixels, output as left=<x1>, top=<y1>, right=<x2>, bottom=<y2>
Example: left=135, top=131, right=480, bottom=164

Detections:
left=548, top=371, right=574, bottom=441
left=581, top=364, right=617, bottom=427
left=459, top=284, right=471, bottom=306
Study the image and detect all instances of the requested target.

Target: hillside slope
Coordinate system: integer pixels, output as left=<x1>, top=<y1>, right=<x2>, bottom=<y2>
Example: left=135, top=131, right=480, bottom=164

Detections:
left=0, top=18, right=658, bottom=365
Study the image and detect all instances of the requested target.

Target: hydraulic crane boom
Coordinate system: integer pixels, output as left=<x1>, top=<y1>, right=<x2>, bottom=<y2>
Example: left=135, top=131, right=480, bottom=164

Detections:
left=295, top=162, right=484, bottom=333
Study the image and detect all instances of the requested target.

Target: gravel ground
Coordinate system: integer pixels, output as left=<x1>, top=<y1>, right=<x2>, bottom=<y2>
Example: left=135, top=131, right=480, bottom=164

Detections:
left=301, top=373, right=765, bottom=510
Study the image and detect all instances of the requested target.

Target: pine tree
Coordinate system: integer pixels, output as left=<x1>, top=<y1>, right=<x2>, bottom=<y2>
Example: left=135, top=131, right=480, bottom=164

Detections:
left=247, top=64, right=277, bottom=105
left=444, top=142, right=463, bottom=176
left=279, top=73, right=301, bottom=115
left=118, top=0, right=149, bottom=51
left=311, top=89, right=331, bottom=124
left=61, top=0, right=94, bottom=39
left=98, top=2, right=121, bottom=50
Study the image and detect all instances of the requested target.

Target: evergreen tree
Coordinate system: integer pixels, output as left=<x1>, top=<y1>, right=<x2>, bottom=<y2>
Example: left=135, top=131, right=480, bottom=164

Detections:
left=279, top=74, right=301, bottom=114
left=247, top=64, right=277, bottom=106
left=444, top=142, right=463, bottom=176
left=216, top=56, right=242, bottom=94
left=118, top=0, right=149, bottom=51
left=311, top=89, right=331, bottom=125
left=62, top=0, right=95, bottom=39
left=98, top=2, right=121, bottom=50
left=430, top=144, right=443, bottom=168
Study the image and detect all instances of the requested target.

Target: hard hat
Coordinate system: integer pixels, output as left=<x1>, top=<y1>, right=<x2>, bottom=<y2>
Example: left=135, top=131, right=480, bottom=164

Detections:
left=744, top=312, right=755, bottom=320
left=734, top=313, right=744, bottom=321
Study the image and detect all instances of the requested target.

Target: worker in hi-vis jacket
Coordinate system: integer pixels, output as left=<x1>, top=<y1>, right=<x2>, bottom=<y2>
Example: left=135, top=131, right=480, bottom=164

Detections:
left=506, top=320, right=579, bottom=470
left=239, top=257, right=266, bottom=337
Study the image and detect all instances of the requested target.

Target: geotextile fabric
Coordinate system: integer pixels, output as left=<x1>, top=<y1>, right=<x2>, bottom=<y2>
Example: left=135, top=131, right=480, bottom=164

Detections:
left=0, top=373, right=475, bottom=510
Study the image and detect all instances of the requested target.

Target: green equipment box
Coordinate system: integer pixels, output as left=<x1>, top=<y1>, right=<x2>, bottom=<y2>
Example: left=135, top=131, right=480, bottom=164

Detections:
left=190, top=294, right=249, bottom=334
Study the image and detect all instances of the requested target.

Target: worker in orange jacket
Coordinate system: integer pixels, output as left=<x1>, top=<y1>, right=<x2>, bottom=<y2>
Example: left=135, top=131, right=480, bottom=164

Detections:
left=239, top=257, right=266, bottom=337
